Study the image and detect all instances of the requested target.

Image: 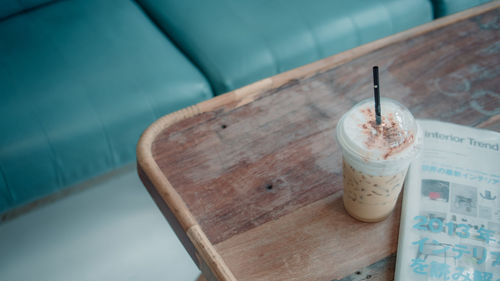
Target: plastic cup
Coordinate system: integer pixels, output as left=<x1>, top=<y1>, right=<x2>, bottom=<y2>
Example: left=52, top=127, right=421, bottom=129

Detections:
left=336, top=98, right=422, bottom=222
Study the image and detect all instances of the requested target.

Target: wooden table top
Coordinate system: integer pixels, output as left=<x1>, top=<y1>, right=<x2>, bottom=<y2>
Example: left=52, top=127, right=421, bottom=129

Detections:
left=137, top=2, right=500, bottom=281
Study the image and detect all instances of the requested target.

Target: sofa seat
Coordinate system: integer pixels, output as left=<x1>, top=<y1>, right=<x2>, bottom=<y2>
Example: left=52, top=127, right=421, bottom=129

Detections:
left=137, top=0, right=433, bottom=94
left=0, top=0, right=213, bottom=212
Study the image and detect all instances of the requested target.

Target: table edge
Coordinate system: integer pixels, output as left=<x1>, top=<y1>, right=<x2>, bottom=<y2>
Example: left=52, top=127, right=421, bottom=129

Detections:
left=136, top=2, right=500, bottom=280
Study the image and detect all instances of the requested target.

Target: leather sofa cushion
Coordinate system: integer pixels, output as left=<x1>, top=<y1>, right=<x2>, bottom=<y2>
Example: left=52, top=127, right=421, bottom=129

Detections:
left=431, top=0, right=492, bottom=17
left=137, top=0, right=433, bottom=94
left=0, top=0, right=213, bottom=212
left=0, top=0, right=54, bottom=20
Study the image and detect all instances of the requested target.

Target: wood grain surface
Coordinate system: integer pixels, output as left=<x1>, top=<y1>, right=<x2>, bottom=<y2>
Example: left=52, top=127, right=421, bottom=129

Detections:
left=215, top=192, right=401, bottom=281
left=137, top=2, right=500, bottom=281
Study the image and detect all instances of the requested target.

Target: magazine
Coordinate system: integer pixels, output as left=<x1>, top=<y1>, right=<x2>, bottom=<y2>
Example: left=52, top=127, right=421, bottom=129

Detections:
left=395, top=120, right=500, bottom=280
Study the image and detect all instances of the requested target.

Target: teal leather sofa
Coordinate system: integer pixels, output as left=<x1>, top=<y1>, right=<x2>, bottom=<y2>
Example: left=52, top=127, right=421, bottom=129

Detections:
left=0, top=0, right=213, bottom=212
left=0, top=0, right=490, bottom=214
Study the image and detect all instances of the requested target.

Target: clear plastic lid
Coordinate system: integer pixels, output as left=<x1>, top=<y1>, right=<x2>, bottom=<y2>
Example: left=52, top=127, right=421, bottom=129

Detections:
left=336, top=98, right=422, bottom=173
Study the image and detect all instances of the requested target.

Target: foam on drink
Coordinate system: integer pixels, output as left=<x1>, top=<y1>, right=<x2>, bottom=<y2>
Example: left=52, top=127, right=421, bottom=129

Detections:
left=336, top=98, right=422, bottom=222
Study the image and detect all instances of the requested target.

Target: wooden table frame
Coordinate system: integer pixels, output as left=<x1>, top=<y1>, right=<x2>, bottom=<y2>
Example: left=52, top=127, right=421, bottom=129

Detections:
left=137, top=2, right=500, bottom=280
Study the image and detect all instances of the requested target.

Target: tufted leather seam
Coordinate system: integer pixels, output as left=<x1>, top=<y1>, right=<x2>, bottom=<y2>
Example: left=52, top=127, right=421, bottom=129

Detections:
left=137, top=83, right=160, bottom=121
left=347, top=12, right=363, bottom=47
left=29, top=105, right=64, bottom=193
left=302, top=19, right=323, bottom=60
left=81, top=88, right=118, bottom=169
left=224, top=0, right=280, bottom=76
left=0, top=63, right=13, bottom=207
left=0, top=162, right=14, bottom=208
left=379, top=0, right=396, bottom=35
left=288, top=1, right=322, bottom=62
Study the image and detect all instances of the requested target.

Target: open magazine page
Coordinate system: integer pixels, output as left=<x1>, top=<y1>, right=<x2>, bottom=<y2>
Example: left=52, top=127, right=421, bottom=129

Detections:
left=395, top=120, right=500, bottom=280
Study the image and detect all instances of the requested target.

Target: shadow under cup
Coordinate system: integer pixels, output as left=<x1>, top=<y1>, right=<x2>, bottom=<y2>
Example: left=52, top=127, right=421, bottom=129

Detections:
left=336, top=98, right=422, bottom=222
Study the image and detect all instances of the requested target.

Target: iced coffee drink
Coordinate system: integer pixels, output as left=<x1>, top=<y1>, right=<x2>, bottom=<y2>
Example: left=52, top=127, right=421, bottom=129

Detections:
left=336, top=98, right=422, bottom=222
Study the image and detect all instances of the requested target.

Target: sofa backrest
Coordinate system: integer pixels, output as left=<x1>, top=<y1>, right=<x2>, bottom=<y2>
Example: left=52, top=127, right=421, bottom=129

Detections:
left=431, top=0, right=492, bottom=17
left=0, top=0, right=55, bottom=20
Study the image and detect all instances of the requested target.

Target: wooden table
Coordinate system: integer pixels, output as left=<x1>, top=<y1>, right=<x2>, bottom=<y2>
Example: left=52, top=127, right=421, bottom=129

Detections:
left=137, top=2, right=500, bottom=280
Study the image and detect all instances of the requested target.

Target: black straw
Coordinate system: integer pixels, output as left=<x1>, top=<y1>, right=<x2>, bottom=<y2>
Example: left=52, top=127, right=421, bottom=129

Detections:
left=373, top=66, right=381, bottom=125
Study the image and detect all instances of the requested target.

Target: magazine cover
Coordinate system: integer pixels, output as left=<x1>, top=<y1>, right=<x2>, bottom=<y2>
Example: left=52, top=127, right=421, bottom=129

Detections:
left=395, top=120, right=500, bottom=280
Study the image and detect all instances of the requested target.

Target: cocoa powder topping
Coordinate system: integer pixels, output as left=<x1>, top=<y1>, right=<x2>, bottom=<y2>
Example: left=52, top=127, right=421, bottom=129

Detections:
left=359, top=107, right=414, bottom=159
